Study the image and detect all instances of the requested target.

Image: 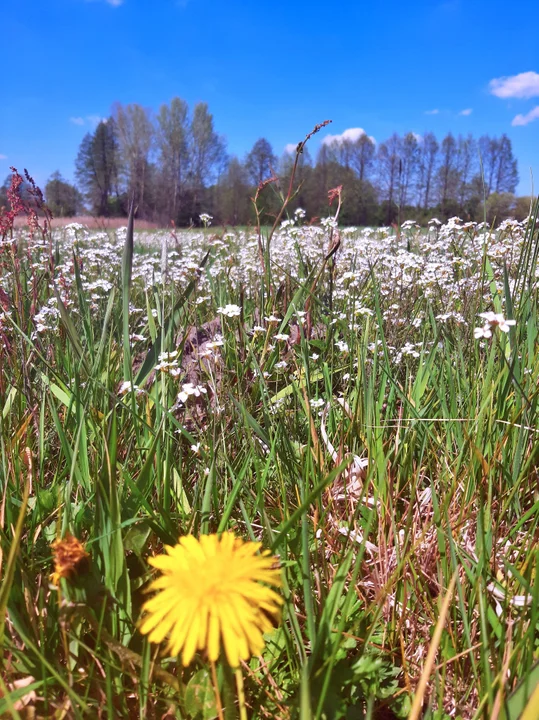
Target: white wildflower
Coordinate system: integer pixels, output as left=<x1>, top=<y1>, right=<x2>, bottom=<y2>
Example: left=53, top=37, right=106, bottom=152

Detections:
left=119, top=381, right=144, bottom=397
left=217, top=304, right=241, bottom=318
left=177, top=383, right=207, bottom=405
left=478, top=311, right=516, bottom=333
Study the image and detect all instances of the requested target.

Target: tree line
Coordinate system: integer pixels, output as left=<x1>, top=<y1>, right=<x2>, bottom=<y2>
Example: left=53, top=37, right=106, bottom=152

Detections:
left=1, top=98, right=526, bottom=226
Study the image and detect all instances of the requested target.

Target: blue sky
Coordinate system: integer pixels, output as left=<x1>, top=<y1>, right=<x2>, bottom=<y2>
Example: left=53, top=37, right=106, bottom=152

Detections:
left=2, top=0, right=539, bottom=195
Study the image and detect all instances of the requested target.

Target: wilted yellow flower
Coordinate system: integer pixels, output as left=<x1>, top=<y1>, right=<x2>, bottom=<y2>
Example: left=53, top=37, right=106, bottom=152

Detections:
left=50, top=533, right=90, bottom=585
left=139, top=532, right=283, bottom=667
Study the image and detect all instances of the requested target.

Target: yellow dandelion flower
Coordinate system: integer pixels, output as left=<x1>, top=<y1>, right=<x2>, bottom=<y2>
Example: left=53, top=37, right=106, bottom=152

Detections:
left=139, top=532, right=283, bottom=667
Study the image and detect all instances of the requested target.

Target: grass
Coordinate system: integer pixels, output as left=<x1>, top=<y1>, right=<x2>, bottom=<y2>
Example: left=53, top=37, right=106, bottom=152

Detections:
left=0, top=177, right=538, bottom=718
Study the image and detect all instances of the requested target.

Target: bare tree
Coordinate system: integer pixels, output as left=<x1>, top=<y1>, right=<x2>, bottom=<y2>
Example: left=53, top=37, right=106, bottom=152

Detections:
left=189, top=103, right=226, bottom=188
left=398, top=132, right=420, bottom=209
left=494, top=134, right=518, bottom=194
left=436, top=133, right=459, bottom=217
left=377, top=134, right=401, bottom=224
left=348, top=134, right=376, bottom=183
left=478, top=135, right=499, bottom=196
left=156, top=97, right=189, bottom=222
left=455, top=134, right=476, bottom=213
left=478, top=134, right=519, bottom=198
left=417, top=132, right=439, bottom=210
left=113, top=102, right=154, bottom=215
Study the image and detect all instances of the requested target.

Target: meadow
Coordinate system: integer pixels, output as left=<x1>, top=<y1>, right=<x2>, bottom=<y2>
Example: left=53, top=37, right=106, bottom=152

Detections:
left=0, top=187, right=538, bottom=718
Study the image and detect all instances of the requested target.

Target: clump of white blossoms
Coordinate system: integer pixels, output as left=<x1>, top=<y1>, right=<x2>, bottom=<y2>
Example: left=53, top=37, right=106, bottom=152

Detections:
left=199, top=213, right=213, bottom=227
left=335, top=340, right=349, bottom=353
left=118, top=381, right=144, bottom=397
left=217, top=304, right=241, bottom=318
left=154, top=349, right=181, bottom=377
left=205, top=336, right=224, bottom=350
left=321, top=217, right=338, bottom=230
left=474, top=312, right=516, bottom=340
left=176, top=383, right=207, bottom=405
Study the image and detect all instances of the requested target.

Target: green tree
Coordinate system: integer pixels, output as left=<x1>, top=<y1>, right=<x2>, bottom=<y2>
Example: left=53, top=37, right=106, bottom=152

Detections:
left=0, top=175, right=9, bottom=211
left=45, top=172, right=83, bottom=217
left=245, top=138, right=277, bottom=187
left=514, top=196, right=533, bottom=221
left=483, top=192, right=516, bottom=225
left=216, top=157, right=251, bottom=225
left=75, top=119, right=120, bottom=216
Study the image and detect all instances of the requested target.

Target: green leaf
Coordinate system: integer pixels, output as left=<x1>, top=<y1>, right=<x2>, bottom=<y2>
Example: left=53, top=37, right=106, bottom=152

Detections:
left=502, top=661, right=539, bottom=720
left=184, top=668, right=218, bottom=720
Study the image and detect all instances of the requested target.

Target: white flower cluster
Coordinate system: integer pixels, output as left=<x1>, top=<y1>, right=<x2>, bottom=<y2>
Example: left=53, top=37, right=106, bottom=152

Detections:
left=474, top=312, right=516, bottom=340
left=177, top=383, right=207, bottom=405
left=155, top=349, right=181, bottom=377
left=118, top=381, right=144, bottom=397
left=321, top=217, right=338, bottom=230
left=217, top=304, right=241, bottom=318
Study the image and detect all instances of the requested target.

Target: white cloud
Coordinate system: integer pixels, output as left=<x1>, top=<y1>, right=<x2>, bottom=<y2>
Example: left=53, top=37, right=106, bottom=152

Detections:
left=425, top=109, right=440, bottom=115
left=284, top=143, right=298, bottom=155
left=70, top=115, right=105, bottom=128
left=322, top=127, right=375, bottom=146
left=322, top=127, right=365, bottom=145
left=489, top=71, right=539, bottom=99
left=0, top=154, right=7, bottom=160
left=459, top=108, right=473, bottom=116
left=411, top=132, right=423, bottom=143
left=512, top=106, right=539, bottom=126
left=85, top=0, right=124, bottom=6
left=87, top=115, right=105, bottom=127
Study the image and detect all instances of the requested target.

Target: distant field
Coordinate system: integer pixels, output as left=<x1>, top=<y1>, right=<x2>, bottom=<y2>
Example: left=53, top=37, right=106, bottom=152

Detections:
left=13, top=214, right=161, bottom=230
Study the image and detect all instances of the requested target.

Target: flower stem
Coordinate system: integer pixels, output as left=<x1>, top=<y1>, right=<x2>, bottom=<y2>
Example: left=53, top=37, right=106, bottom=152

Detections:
left=235, top=667, right=247, bottom=720
left=210, top=660, right=224, bottom=720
